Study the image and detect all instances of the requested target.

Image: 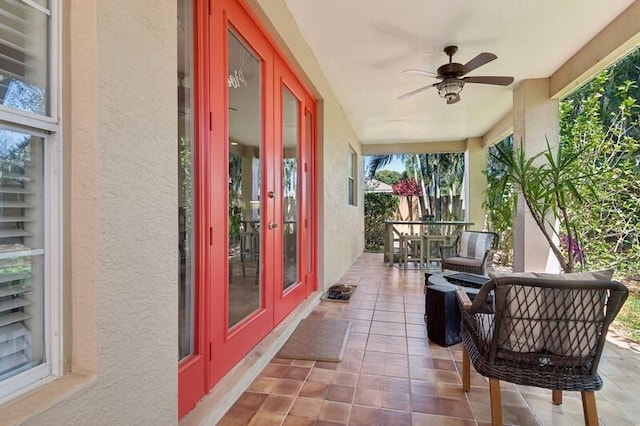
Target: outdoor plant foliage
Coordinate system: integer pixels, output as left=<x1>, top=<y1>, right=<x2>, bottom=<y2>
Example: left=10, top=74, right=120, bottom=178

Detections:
left=560, top=67, right=640, bottom=275
left=364, top=192, right=399, bottom=251
left=485, top=48, right=640, bottom=276
left=490, top=140, right=594, bottom=273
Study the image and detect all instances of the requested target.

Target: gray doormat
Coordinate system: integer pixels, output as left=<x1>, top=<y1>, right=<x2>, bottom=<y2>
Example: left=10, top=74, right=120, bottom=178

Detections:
left=277, top=318, right=351, bottom=362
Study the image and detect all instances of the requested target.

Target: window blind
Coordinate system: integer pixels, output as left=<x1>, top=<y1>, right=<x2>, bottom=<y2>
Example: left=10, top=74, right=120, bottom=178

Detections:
left=0, top=0, right=47, bottom=115
left=0, top=132, right=43, bottom=381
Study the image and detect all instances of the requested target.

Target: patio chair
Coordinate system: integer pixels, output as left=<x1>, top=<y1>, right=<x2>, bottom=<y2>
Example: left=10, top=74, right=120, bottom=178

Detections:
left=439, top=231, right=498, bottom=275
left=455, top=273, right=628, bottom=426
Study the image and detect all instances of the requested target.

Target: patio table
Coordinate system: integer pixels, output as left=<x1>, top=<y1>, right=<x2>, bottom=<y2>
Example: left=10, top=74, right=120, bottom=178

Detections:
left=383, top=220, right=473, bottom=267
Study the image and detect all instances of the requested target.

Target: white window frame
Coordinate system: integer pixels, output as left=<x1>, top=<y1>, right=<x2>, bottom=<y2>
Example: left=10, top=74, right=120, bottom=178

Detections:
left=347, top=147, right=357, bottom=206
left=0, top=0, right=62, bottom=404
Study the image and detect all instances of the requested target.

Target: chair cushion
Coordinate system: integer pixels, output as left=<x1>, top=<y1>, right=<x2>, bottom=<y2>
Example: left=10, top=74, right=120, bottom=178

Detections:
left=459, top=232, right=493, bottom=260
left=444, top=256, right=483, bottom=267
left=493, top=270, right=613, bottom=356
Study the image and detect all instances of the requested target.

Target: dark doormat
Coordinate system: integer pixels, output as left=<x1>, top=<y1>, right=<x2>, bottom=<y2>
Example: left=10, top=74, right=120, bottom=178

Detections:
left=321, top=284, right=357, bottom=302
left=277, top=318, right=351, bottom=362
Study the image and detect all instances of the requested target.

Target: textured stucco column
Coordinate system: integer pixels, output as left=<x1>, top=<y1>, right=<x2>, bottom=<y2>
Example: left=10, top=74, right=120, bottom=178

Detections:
left=17, top=1, right=179, bottom=424
left=465, top=137, right=487, bottom=230
left=512, top=79, right=560, bottom=272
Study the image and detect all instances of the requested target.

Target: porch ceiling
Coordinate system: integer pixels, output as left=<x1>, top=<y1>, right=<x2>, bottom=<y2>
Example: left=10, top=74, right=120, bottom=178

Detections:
left=283, top=0, right=635, bottom=146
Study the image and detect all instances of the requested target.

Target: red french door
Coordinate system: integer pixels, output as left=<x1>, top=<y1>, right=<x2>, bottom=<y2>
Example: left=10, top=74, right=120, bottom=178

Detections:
left=179, top=0, right=316, bottom=417
left=273, top=58, right=313, bottom=323
left=208, top=0, right=275, bottom=387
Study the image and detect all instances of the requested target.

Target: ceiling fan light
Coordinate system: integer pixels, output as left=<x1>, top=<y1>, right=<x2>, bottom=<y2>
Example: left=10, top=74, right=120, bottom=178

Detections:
left=437, top=79, right=464, bottom=102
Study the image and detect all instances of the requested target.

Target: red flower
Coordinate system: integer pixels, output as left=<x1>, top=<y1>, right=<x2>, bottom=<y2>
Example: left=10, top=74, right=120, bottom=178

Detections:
left=392, top=178, right=423, bottom=197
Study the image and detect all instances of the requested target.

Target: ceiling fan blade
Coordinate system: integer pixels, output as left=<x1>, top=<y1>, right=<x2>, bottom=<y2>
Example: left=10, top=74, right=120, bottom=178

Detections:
left=464, top=76, right=514, bottom=86
left=401, top=68, right=438, bottom=77
left=446, top=93, right=461, bottom=105
left=461, top=52, right=497, bottom=75
left=397, top=84, right=436, bottom=100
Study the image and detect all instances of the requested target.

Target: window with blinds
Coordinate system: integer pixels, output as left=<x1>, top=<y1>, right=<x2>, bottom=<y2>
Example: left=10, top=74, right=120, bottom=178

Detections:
left=0, top=0, right=50, bottom=116
left=0, top=0, right=55, bottom=401
left=0, top=129, right=43, bottom=382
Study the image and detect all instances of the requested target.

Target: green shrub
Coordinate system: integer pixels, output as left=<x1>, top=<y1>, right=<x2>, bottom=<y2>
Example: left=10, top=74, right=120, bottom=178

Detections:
left=364, top=192, right=399, bottom=251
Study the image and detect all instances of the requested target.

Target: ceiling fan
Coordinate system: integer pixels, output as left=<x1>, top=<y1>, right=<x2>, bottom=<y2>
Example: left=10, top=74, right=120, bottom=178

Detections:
left=397, top=46, right=514, bottom=104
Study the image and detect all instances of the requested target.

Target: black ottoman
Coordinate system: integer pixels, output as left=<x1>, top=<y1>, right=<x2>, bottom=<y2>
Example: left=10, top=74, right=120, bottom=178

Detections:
left=425, top=283, right=461, bottom=346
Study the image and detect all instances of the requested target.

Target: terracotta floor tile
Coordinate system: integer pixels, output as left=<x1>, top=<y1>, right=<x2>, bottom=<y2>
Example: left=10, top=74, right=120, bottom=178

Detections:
left=382, top=391, right=411, bottom=411
left=217, top=408, right=256, bottom=426
left=288, top=397, right=323, bottom=419
left=290, top=359, right=315, bottom=368
left=314, top=361, right=339, bottom=370
left=272, top=378, right=303, bottom=396
left=362, top=350, right=386, bottom=364
left=261, top=363, right=289, bottom=378
left=332, top=371, right=358, bottom=387
left=340, top=308, right=374, bottom=321
left=384, top=363, right=410, bottom=378
left=215, top=254, right=639, bottom=426
left=257, top=394, right=294, bottom=415
left=335, top=358, right=363, bottom=372
left=282, top=415, right=315, bottom=426
left=353, top=388, right=383, bottom=407
left=372, top=310, right=406, bottom=323
left=298, top=381, right=328, bottom=399
left=348, top=319, right=372, bottom=334
left=307, top=367, right=335, bottom=384
left=357, top=374, right=384, bottom=391
left=370, top=321, right=407, bottom=337
left=405, top=312, right=427, bottom=325
left=314, top=420, right=347, bottom=426
left=411, top=412, right=477, bottom=425
left=348, top=405, right=383, bottom=425
left=281, top=366, right=311, bottom=381
left=248, top=376, right=279, bottom=393
left=270, top=357, right=294, bottom=365
left=410, top=379, right=438, bottom=396
left=232, top=392, right=269, bottom=411
left=381, top=409, right=412, bottom=425
left=325, top=384, right=355, bottom=403
left=412, top=394, right=474, bottom=419
left=406, top=323, right=428, bottom=338
left=247, top=412, right=285, bottom=425
left=432, top=358, right=456, bottom=371
left=317, top=400, right=351, bottom=423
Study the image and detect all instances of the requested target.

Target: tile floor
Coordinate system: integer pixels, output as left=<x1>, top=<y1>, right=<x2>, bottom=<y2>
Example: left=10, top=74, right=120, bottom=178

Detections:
left=217, top=253, right=640, bottom=425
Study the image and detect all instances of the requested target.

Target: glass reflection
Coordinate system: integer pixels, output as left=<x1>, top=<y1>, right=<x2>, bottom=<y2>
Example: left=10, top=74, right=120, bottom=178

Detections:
left=178, top=0, right=195, bottom=361
left=282, top=87, right=299, bottom=290
left=227, top=30, right=262, bottom=328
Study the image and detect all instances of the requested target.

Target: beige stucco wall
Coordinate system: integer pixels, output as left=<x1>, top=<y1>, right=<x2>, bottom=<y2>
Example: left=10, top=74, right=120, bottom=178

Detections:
left=465, top=138, right=487, bottom=230
left=7, top=1, right=179, bottom=424
left=512, top=79, right=560, bottom=273
left=251, top=0, right=365, bottom=289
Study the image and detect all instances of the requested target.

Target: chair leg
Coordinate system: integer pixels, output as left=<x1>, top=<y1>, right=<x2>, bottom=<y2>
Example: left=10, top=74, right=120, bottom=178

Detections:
left=552, top=389, right=562, bottom=405
left=489, top=378, right=503, bottom=426
left=402, top=238, right=408, bottom=269
left=462, top=346, right=470, bottom=392
left=581, top=391, right=598, bottom=426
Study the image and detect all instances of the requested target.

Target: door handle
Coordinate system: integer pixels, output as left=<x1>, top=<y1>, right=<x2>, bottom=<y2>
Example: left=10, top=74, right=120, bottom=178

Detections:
left=268, top=221, right=278, bottom=230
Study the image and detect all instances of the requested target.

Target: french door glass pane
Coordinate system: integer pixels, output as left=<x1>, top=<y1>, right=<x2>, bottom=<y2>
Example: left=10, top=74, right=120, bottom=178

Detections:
left=227, top=30, right=262, bottom=328
left=0, top=130, right=45, bottom=381
left=177, top=0, right=194, bottom=361
left=0, top=2, right=50, bottom=116
left=282, top=87, right=299, bottom=290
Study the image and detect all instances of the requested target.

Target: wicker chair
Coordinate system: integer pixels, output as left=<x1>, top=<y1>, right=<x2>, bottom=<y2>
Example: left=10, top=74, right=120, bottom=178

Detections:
left=439, top=231, right=498, bottom=275
left=455, top=275, right=628, bottom=426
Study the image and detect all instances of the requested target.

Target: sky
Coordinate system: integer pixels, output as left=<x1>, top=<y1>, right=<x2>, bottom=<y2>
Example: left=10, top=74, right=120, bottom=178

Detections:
left=364, top=155, right=405, bottom=173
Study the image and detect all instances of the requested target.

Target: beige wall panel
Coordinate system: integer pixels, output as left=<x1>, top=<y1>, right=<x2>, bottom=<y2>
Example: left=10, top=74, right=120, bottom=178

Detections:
left=23, top=1, right=178, bottom=424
